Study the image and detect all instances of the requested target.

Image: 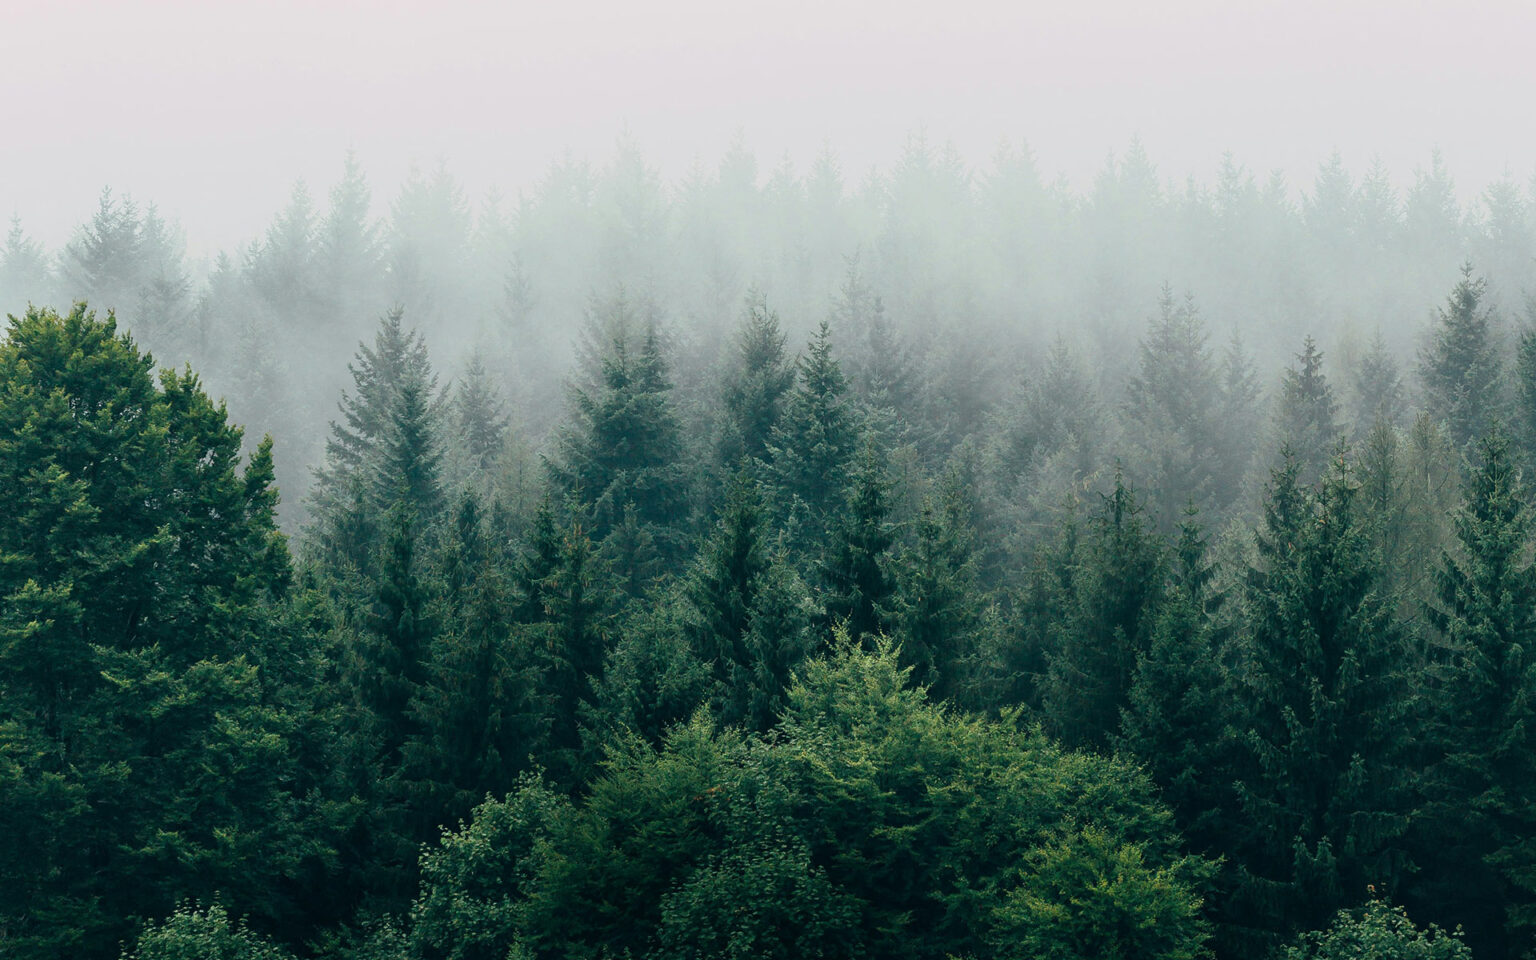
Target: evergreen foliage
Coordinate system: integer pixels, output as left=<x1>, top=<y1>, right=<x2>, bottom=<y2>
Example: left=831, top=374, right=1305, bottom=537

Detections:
left=1420, top=264, right=1504, bottom=450
left=1222, top=450, right=1413, bottom=954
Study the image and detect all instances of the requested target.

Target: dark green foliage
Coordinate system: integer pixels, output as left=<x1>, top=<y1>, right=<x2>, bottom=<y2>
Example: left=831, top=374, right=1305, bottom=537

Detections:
left=400, top=497, right=540, bottom=837
left=0, top=305, right=321, bottom=958
left=768, top=319, right=859, bottom=550
left=1410, top=426, right=1536, bottom=959
left=1420, top=263, right=1504, bottom=450
left=1040, top=475, right=1167, bottom=751
left=1223, top=450, right=1413, bottom=954
left=549, top=297, right=689, bottom=559
left=123, top=903, right=295, bottom=960
left=1280, top=899, right=1471, bottom=960
left=586, top=601, right=712, bottom=747
left=309, top=309, right=441, bottom=576
left=414, top=641, right=1213, bottom=960
left=514, top=503, right=615, bottom=788
left=817, top=446, right=896, bottom=643
left=1116, top=507, right=1231, bottom=855
left=679, top=475, right=812, bottom=731
left=887, top=470, right=996, bottom=702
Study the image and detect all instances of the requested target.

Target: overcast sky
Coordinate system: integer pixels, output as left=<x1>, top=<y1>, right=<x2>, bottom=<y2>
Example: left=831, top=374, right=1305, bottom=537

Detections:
left=4, top=0, right=1536, bottom=257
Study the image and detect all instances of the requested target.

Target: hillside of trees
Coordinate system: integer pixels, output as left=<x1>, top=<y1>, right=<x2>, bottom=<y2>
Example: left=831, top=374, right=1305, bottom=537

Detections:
left=5, top=140, right=1536, bottom=958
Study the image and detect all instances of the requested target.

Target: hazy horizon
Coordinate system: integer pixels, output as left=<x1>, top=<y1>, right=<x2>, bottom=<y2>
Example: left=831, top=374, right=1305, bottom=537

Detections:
left=6, top=0, right=1536, bottom=256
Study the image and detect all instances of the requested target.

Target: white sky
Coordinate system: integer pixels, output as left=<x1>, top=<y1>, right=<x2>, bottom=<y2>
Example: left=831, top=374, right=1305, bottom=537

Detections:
left=4, top=0, right=1536, bottom=256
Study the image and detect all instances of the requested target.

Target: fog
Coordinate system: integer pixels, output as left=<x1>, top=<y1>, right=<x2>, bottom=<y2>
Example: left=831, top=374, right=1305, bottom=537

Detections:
left=5, top=1, right=1536, bottom=534
left=7, top=0, right=1536, bottom=255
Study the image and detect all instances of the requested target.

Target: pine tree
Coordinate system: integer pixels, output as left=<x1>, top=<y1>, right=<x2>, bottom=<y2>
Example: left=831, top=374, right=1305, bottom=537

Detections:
left=0, top=214, right=50, bottom=310
left=768, top=319, right=859, bottom=551
left=1275, top=335, right=1341, bottom=482
left=550, top=297, right=689, bottom=558
left=1123, top=289, right=1224, bottom=524
left=400, top=497, right=539, bottom=838
left=317, top=151, right=384, bottom=342
left=1116, top=505, right=1231, bottom=855
left=1223, top=449, right=1413, bottom=954
left=818, top=446, right=896, bottom=644
left=1351, top=330, right=1407, bottom=433
left=308, top=308, right=441, bottom=575
left=1512, top=325, right=1536, bottom=463
left=455, top=353, right=509, bottom=473
left=1411, top=426, right=1536, bottom=959
left=887, top=471, right=995, bottom=703
left=718, top=292, right=795, bottom=468
left=1420, top=263, right=1504, bottom=449
left=681, top=475, right=813, bottom=731
left=517, top=504, right=614, bottom=788
left=373, top=371, right=443, bottom=521
left=1215, top=330, right=1263, bottom=505
left=0, top=305, right=316, bottom=957
left=1040, top=474, right=1166, bottom=752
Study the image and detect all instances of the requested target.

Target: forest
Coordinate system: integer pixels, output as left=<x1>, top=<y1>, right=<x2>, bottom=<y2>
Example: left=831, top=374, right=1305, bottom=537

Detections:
left=3, top=138, right=1536, bottom=959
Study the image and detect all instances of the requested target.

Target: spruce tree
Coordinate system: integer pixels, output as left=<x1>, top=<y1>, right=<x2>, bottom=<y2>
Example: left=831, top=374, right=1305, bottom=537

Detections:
left=1275, top=335, right=1341, bottom=481
left=767, top=319, right=858, bottom=551
left=550, top=298, right=689, bottom=558
left=1512, top=325, right=1536, bottom=463
left=1412, top=426, right=1536, bottom=959
left=1223, top=449, right=1413, bottom=954
left=309, top=308, right=441, bottom=576
left=818, top=445, right=896, bottom=644
left=1039, top=474, right=1166, bottom=752
left=0, top=305, right=316, bottom=957
left=681, top=474, right=813, bottom=731
left=516, top=504, right=614, bottom=788
left=718, top=292, right=795, bottom=468
left=1351, top=330, right=1407, bottom=433
left=1122, top=288, right=1223, bottom=524
left=454, top=353, right=509, bottom=473
left=1420, top=263, right=1504, bottom=450
left=400, top=497, right=539, bottom=838
left=887, top=471, right=995, bottom=703
left=1116, top=506, right=1231, bottom=855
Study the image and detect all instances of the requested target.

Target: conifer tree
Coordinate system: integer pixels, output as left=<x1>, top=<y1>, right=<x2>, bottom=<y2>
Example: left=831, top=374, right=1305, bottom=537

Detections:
left=818, top=445, right=896, bottom=644
left=1351, top=330, right=1407, bottom=433
left=1420, top=263, right=1504, bottom=449
left=516, top=504, right=614, bottom=788
left=1275, top=335, right=1341, bottom=481
left=1116, top=505, right=1231, bottom=855
left=0, top=305, right=317, bottom=958
left=768, top=319, right=858, bottom=550
left=309, top=308, right=440, bottom=575
left=1123, top=289, right=1224, bottom=524
left=1040, top=474, right=1166, bottom=751
left=0, top=213, right=50, bottom=308
left=887, top=471, right=995, bottom=702
left=400, top=497, right=539, bottom=838
left=550, top=298, right=689, bottom=558
left=1512, top=325, right=1536, bottom=463
left=718, top=292, right=795, bottom=468
left=681, top=475, right=813, bottom=731
left=454, top=353, right=509, bottom=473
left=1224, top=449, right=1413, bottom=954
left=1411, top=427, right=1536, bottom=959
